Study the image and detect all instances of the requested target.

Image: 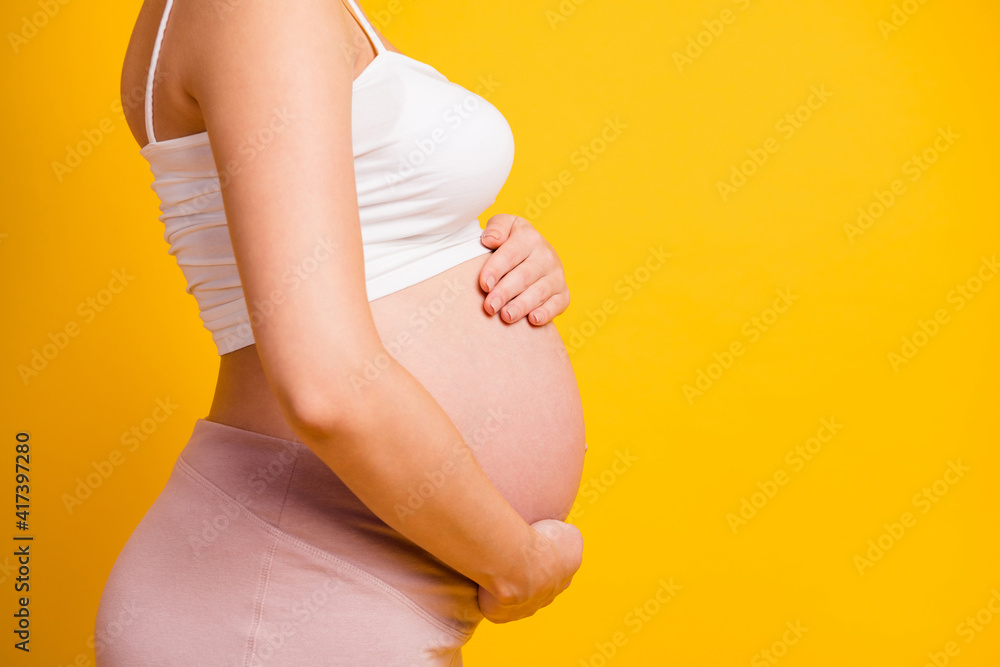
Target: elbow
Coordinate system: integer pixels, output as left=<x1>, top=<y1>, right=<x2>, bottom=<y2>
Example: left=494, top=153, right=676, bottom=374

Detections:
left=279, top=361, right=387, bottom=440
left=282, top=386, right=359, bottom=440
left=267, top=339, right=393, bottom=440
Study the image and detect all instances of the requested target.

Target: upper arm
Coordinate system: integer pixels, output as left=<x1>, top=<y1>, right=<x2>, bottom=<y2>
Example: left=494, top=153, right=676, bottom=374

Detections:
left=182, top=0, right=384, bottom=427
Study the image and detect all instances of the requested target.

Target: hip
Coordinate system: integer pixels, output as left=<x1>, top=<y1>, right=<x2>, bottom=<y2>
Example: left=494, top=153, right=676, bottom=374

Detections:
left=96, top=417, right=480, bottom=666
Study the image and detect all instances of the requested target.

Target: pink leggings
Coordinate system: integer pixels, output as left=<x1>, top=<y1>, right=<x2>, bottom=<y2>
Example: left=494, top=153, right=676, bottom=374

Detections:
left=95, top=418, right=483, bottom=666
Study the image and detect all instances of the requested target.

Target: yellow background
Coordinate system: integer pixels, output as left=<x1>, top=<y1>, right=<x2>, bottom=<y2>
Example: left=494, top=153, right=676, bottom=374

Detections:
left=2, top=0, right=999, bottom=665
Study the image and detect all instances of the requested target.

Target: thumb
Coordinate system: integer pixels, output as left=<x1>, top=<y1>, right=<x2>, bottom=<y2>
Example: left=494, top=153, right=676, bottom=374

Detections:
left=480, top=214, right=517, bottom=248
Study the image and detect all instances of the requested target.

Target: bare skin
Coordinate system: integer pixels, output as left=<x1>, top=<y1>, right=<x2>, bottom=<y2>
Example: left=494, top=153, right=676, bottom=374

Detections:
left=121, top=0, right=585, bottom=621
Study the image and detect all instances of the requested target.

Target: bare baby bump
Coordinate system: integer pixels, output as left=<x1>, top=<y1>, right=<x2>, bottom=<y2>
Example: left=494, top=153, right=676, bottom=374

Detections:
left=367, top=252, right=586, bottom=524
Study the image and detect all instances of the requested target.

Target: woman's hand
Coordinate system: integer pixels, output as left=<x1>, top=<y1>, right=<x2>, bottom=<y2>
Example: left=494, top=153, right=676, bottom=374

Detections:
left=477, top=519, right=584, bottom=624
left=479, top=214, right=570, bottom=325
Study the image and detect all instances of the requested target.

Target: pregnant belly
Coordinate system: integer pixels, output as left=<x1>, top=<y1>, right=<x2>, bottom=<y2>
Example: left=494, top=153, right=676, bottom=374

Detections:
left=368, top=251, right=586, bottom=524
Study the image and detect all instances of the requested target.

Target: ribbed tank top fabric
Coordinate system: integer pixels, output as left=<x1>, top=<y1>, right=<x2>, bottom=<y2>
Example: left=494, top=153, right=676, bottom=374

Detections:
left=140, top=0, right=515, bottom=354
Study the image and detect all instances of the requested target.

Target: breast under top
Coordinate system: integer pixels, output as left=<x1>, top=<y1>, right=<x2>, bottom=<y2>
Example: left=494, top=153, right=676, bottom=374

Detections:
left=139, top=0, right=515, bottom=355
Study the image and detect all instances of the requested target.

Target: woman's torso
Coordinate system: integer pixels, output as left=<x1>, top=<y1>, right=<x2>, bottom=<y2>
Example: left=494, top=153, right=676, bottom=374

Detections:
left=122, top=0, right=586, bottom=524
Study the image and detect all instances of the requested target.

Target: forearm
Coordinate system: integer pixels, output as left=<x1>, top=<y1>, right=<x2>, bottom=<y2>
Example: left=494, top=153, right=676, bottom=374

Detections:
left=288, top=353, right=540, bottom=600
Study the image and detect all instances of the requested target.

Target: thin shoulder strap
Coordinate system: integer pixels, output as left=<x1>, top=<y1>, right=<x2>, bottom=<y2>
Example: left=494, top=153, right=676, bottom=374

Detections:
left=343, top=0, right=385, bottom=54
left=144, top=0, right=177, bottom=144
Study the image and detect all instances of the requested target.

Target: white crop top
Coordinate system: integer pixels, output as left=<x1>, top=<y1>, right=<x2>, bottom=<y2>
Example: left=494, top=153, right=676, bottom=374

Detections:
left=140, top=0, right=515, bottom=355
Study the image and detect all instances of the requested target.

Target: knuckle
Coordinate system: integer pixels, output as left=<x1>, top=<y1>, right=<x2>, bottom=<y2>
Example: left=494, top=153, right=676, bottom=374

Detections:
left=505, top=276, right=526, bottom=297
left=535, top=277, right=555, bottom=299
left=538, top=244, right=558, bottom=265
left=493, top=587, right=524, bottom=608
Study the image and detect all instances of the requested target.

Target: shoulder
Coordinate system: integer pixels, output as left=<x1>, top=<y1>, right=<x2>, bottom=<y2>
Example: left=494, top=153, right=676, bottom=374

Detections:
left=174, top=0, right=357, bottom=95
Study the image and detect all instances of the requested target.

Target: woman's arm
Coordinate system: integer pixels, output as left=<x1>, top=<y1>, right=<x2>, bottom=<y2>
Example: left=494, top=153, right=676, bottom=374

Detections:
left=178, top=0, right=580, bottom=620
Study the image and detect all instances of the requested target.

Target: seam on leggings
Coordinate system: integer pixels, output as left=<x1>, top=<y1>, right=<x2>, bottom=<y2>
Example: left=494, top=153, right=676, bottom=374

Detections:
left=173, top=457, right=475, bottom=641
left=273, top=444, right=302, bottom=527
left=243, top=534, right=278, bottom=667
